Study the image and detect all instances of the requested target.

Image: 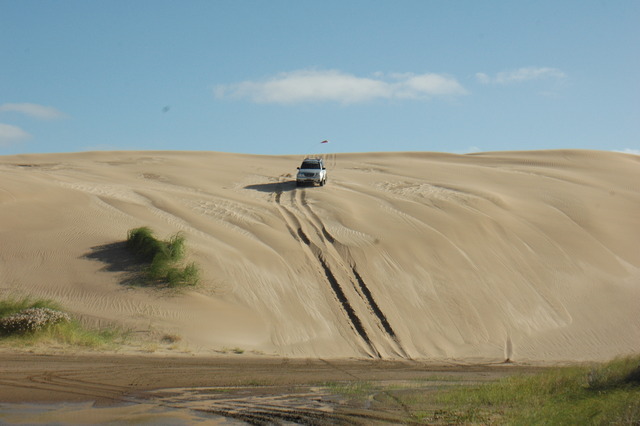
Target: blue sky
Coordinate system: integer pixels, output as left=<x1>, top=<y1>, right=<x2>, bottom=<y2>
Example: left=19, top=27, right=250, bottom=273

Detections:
left=1, top=0, right=638, bottom=155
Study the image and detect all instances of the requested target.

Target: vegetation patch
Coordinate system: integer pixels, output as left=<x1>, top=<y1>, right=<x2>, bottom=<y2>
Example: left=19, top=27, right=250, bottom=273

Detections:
left=161, top=334, right=181, bottom=344
left=0, top=307, right=71, bottom=335
left=324, top=381, right=375, bottom=400
left=0, top=298, right=126, bottom=348
left=126, top=226, right=200, bottom=287
left=0, top=297, right=63, bottom=321
left=414, top=356, right=640, bottom=424
left=219, top=346, right=245, bottom=355
left=314, top=357, right=640, bottom=424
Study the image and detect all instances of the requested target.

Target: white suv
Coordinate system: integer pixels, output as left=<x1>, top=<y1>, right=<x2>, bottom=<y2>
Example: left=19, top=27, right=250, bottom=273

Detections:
left=296, top=158, right=327, bottom=187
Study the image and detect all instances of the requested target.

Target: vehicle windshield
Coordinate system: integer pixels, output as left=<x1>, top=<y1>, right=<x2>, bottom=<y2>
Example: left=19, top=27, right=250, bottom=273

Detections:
left=301, top=161, right=321, bottom=169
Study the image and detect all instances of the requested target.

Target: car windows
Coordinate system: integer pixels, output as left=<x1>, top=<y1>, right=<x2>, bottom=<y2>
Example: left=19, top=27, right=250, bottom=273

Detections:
left=301, top=161, right=321, bottom=169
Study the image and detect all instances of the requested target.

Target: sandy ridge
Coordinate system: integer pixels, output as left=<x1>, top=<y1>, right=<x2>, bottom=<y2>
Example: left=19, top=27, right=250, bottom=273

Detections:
left=0, top=149, right=638, bottom=361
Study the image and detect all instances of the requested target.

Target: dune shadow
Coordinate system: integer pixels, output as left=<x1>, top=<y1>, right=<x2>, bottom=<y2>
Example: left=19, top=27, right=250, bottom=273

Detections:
left=83, top=242, right=149, bottom=287
left=244, top=180, right=297, bottom=193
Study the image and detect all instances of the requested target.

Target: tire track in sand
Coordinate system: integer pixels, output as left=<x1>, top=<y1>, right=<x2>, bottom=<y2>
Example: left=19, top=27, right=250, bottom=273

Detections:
left=273, top=185, right=378, bottom=357
left=297, top=190, right=407, bottom=358
left=273, top=183, right=407, bottom=358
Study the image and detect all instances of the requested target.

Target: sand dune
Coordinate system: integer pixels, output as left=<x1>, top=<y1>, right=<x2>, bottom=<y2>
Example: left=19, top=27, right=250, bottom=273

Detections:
left=0, top=150, right=638, bottom=362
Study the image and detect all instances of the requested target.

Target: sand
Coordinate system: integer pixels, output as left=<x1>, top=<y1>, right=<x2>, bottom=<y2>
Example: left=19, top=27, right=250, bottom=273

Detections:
left=0, top=149, right=638, bottom=362
left=0, top=354, right=538, bottom=423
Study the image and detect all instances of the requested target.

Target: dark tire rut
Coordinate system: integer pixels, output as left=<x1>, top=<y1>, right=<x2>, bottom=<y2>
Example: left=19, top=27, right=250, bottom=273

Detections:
left=274, top=186, right=407, bottom=358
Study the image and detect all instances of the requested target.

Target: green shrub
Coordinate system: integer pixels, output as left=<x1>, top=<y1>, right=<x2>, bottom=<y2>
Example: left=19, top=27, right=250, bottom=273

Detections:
left=127, top=226, right=180, bottom=266
left=587, top=356, right=640, bottom=390
left=126, top=227, right=199, bottom=287
left=0, top=298, right=127, bottom=348
left=0, top=307, right=70, bottom=335
left=166, top=262, right=200, bottom=288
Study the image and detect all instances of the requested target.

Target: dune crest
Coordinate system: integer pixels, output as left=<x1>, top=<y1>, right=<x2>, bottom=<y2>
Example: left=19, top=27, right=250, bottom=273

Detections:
left=1, top=150, right=638, bottom=361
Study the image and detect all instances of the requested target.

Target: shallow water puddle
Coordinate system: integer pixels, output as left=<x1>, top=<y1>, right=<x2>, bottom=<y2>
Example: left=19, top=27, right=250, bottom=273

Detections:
left=138, top=385, right=345, bottom=424
left=0, top=386, right=341, bottom=425
left=0, top=401, right=232, bottom=425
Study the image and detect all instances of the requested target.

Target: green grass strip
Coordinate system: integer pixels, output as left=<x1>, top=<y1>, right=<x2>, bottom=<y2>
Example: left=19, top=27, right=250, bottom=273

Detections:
left=430, top=356, right=640, bottom=424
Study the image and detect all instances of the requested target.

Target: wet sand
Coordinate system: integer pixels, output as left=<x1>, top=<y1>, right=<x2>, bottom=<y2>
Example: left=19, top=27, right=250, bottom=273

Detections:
left=0, top=353, right=540, bottom=424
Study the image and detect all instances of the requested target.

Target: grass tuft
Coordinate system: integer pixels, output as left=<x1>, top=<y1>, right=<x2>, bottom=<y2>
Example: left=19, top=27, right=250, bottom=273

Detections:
left=0, top=307, right=71, bottom=335
left=126, top=227, right=199, bottom=287
left=0, top=297, right=62, bottom=318
left=0, top=297, right=127, bottom=348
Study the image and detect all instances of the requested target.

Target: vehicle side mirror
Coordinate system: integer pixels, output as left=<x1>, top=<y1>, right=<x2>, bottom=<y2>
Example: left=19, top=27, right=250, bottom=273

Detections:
left=297, top=167, right=300, bottom=169
left=322, top=167, right=326, bottom=170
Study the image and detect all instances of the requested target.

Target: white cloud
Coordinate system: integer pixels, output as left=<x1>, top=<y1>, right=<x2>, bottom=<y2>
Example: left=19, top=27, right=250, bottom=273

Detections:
left=0, top=103, right=68, bottom=120
left=456, top=146, right=482, bottom=154
left=475, top=72, right=491, bottom=84
left=215, top=69, right=467, bottom=104
left=614, top=148, right=640, bottom=156
left=476, top=67, right=567, bottom=85
left=0, top=123, right=31, bottom=146
left=392, top=72, right=468, bottom=98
